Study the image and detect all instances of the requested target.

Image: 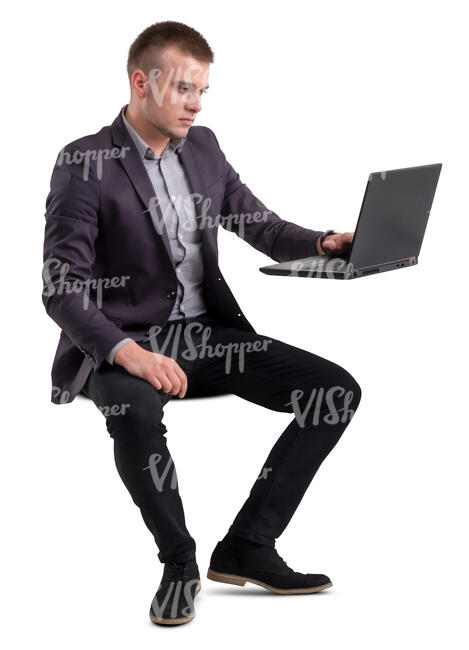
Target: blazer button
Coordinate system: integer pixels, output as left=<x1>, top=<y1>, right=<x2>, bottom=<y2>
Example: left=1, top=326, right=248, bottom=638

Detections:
left=166, top=289, right=176, bottom=299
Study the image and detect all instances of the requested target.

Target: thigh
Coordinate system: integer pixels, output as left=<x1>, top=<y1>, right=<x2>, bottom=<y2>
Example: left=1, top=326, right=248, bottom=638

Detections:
left=186, top=322, right=361, bottom=414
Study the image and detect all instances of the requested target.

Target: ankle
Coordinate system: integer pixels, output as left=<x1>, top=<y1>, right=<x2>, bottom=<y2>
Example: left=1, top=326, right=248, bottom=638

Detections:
left=166, top=555, right=197, bottom=567
left=221, top=531, right=271, bottom=550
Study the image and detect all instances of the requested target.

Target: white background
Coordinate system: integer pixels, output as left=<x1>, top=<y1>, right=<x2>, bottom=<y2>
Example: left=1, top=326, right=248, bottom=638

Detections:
left=1, top=0, right=468, bottom=647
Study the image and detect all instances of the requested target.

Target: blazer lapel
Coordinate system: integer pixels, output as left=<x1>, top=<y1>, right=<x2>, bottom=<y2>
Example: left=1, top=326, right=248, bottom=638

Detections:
left=111, top=107, right=175, bottom=267
left=178, top=139, right=210, bottom=232
left=110, top=107, right=211, bottom=266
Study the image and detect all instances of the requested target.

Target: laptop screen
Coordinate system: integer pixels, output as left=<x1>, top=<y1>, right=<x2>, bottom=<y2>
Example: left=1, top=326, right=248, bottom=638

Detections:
left=347, top=164, right=442, bottom=269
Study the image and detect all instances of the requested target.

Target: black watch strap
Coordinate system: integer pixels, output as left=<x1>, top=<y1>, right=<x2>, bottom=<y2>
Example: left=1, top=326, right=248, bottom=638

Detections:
left=318, top=229, right=337, bottom=254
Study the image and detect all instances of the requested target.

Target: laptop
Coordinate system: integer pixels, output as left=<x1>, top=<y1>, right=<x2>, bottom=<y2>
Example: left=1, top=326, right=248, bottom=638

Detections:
left=259, top=163, right=442, bottom=280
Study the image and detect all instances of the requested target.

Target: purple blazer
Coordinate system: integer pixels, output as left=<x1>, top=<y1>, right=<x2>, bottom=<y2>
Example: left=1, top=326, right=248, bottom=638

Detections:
left=42, top=105, right=325, bottom=404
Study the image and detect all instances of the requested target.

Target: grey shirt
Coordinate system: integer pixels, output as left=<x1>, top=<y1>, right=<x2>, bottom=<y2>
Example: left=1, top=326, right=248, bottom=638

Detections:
left=105, top=107, right=208, bottom=364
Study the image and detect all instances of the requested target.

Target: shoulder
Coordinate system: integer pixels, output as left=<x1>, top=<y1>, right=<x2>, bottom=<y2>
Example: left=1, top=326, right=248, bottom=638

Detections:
left=186, top=124, right=220, bottom=149
left=55, top=125, right=114, bottom=158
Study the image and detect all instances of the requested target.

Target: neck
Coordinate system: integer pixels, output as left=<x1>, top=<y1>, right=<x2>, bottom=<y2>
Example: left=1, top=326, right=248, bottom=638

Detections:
left=124, top=103, right=170, bottom=156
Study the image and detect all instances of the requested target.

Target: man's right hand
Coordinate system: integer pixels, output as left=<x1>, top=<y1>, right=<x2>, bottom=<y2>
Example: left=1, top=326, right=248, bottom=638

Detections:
left=114, top=341, right=188, bottom=398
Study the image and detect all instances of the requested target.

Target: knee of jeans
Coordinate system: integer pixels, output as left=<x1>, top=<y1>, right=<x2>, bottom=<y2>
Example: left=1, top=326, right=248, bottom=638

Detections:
left=329, top=366, right=362, bottom=412
left=295, top=364, right=361, bottom=422
left=104, top=391, right=167, bottom=440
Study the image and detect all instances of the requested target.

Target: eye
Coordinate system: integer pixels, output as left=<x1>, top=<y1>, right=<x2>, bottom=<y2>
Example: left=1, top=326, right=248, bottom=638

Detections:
left=178, top=85, right=208, bottom=94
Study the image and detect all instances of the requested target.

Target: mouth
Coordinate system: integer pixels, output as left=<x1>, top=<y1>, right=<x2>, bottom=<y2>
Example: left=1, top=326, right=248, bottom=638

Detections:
left=179, top=118, right=194, bottom=125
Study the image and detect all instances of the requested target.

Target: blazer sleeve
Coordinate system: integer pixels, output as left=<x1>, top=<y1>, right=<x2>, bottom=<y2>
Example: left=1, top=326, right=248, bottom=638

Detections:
left=206, top=128, right=327, bottom=263
left=42, top=145, right=130, bottom=368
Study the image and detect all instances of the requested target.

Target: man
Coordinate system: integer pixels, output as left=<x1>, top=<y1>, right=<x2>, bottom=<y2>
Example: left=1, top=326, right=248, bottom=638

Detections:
left=42, top=20, right=361, bottom=625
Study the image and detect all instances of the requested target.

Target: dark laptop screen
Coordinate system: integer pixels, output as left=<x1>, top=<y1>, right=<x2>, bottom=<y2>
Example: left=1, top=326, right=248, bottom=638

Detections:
left=347, top=163, right=442, bottom=269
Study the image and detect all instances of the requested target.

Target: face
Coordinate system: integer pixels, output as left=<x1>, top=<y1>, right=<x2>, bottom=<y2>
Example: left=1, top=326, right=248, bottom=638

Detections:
left=133, top=45, right=210, bottom=140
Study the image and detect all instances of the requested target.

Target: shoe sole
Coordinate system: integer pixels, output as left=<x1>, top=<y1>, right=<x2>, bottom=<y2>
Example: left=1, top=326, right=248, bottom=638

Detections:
left=206, top=569, right=332, bottom=594
left=149, top=580, right=202, bottom=625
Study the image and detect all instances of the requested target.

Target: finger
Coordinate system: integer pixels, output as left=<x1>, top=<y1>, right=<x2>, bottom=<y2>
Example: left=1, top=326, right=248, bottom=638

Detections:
left=146, top=373, right=162, bottom=392
left=154, top=371, right=173, bottom=394
left=165, top=366, right=182, bottom=396
left=173, top=364, right=188, bottom=398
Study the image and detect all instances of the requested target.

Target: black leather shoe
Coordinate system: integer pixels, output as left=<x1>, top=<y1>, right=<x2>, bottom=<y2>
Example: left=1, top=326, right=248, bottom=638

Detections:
left=149, top=558, right=201, bottom=625
left=207, top=534, right=332, bottom=594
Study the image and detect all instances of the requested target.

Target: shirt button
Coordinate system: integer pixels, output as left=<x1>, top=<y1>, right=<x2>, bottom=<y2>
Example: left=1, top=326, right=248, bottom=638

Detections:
left=165, top=289, right=176, bottom=299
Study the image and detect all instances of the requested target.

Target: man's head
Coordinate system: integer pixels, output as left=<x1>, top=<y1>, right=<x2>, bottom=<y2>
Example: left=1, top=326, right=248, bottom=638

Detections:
left=126, top=21, right=214, bottom=141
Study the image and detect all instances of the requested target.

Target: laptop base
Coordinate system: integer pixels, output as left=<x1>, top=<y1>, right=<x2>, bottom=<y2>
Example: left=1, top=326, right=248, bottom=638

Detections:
left=259, top=255, right=418, bottom=279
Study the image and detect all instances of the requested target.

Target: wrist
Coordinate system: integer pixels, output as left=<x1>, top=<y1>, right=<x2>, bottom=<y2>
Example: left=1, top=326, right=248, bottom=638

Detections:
left=114, top=340, right=140, bottom=367
left=316, top=229, right=337, bottom=255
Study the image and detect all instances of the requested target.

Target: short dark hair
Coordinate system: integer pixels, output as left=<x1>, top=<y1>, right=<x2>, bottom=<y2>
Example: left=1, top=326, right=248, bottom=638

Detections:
left=127, top=21, right=214, bottom=80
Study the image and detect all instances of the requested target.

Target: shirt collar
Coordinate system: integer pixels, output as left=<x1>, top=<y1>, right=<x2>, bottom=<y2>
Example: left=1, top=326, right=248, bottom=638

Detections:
left=121, top=106, right=186, bottom=160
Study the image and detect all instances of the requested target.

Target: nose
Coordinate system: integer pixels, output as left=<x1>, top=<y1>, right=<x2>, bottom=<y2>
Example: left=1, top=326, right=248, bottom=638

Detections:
left=186, top=93, right=202, bottom=114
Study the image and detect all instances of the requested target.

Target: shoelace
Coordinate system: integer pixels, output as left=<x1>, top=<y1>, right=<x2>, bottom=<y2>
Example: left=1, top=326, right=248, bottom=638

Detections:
left=164, top=561, right=186, bottom=582
left=272, top=550, right=295, bottom=574
left=160, top=560, right=198, bottom=587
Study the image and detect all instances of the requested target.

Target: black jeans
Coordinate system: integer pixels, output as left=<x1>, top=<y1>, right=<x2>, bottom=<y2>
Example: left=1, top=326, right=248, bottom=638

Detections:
left=81, top=313, right=361, bottom=564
